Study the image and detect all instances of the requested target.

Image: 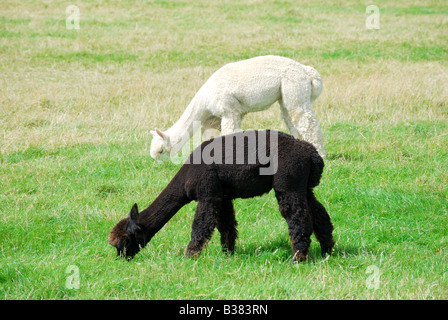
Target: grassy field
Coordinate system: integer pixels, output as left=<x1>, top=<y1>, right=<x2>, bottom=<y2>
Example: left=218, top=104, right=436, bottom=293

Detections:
left=1, top=0, right=447, bottom=299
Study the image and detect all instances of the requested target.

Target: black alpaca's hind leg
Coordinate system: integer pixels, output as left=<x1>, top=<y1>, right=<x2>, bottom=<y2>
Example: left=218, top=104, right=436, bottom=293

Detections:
left=186, top=199, right=220, bottom=258
left=276, top=191, right=313, bottom=262
left=217, top=197, right=238, bottom=255
left=307, top=191, right=335, bottom=257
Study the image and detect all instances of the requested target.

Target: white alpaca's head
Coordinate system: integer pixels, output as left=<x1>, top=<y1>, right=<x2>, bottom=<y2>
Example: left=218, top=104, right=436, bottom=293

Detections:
left=150, top=129, right=171, bottom=159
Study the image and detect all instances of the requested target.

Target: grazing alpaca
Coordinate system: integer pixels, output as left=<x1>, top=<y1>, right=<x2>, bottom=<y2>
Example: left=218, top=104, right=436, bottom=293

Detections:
left=110, top=130, right=334, bottom=262
left=150, top=55, right=325, bottom=160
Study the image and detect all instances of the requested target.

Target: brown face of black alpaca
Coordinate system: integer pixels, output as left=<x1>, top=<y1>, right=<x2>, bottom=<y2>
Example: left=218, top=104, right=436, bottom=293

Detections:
left=109, top=203, right=145, bottom=260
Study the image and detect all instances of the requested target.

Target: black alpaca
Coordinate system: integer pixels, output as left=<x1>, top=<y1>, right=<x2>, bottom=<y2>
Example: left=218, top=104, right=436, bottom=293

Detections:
left=109, top=130, right=335, bottom=261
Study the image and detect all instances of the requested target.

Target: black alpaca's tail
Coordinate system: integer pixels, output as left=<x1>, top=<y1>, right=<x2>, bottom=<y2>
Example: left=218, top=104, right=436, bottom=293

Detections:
left=308, top=148, right=324, bottom=189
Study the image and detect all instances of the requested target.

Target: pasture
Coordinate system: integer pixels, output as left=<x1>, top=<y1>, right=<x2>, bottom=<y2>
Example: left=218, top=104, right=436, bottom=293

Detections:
left=0, top=0, right=447, bottom=299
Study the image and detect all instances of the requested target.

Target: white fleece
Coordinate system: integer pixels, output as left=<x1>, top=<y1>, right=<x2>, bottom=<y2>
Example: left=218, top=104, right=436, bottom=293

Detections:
left=150, top=55, right=325, bottom=159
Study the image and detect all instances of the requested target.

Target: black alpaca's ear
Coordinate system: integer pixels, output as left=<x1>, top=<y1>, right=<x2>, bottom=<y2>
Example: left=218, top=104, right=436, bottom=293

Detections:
left=129, top=203, right=140, bottom=224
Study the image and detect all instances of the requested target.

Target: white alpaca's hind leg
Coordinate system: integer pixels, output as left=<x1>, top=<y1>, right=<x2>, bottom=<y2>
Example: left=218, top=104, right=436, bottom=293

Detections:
left=295, top=107, right=325, bottom=159
left=279, top=81, right=325, bottom=158
left=283, top=105, right=325, bottom=159
left=279, top=101, right=302, bottom=139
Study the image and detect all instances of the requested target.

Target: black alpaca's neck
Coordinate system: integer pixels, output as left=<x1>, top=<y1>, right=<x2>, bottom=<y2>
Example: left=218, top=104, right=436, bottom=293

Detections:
left=139, top=172, right=190, bottom=240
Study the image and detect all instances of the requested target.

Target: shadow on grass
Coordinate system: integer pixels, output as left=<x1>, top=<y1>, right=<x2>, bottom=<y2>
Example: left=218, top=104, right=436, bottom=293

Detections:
left=240, top=238, right=362, bottom=263
left=141, top=237, right=363, bottom=264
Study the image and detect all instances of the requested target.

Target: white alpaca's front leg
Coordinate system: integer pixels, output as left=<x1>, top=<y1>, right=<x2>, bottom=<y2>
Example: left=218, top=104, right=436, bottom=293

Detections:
left=221, top=115, right=242, bottom=135
left=202, top=115, right=222, bottom=141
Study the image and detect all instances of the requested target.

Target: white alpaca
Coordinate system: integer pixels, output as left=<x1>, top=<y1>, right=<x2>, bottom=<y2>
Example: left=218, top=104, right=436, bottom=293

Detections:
left=150, top=55, right=325, bottom=159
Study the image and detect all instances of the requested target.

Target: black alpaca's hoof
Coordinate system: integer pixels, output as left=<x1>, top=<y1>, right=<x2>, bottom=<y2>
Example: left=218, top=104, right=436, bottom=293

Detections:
left=320, top=241, right=335, bottom=258
left=292, top=251, right=307, bottom=263
left=185, top=246, right=201, bottom=259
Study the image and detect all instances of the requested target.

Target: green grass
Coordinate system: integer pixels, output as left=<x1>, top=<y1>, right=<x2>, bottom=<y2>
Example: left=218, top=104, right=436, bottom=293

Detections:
left=1, top=0, right=447, bottom=299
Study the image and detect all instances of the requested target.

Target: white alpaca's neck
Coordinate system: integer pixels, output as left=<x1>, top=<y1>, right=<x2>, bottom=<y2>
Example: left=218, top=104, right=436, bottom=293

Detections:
left=166, top=90, right=210, bottom=145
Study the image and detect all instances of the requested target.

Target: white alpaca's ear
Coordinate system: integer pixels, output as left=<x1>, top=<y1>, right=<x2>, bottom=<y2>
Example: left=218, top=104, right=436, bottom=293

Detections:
left=155, top=129, right=169, bottom=144
left=151, top=128, right=164, bottom=138
left=155, top=128, right=164, bottom=138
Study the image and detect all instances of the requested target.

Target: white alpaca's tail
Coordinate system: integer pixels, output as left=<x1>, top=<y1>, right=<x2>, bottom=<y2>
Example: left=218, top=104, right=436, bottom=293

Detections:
left=303, top=66, right=323, bottom=103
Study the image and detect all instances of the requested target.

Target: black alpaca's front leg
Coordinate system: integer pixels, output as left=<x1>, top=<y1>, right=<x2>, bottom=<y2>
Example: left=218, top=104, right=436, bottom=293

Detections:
left=185, top=199, right=220, bottom=258
left=217, top=197, right=238, bottom=255
left=276, top=191, right=313, bottom=262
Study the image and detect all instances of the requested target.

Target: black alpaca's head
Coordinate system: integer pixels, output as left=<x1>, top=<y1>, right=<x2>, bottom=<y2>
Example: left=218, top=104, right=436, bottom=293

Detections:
left=109, top=203, right=146, bottom=260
